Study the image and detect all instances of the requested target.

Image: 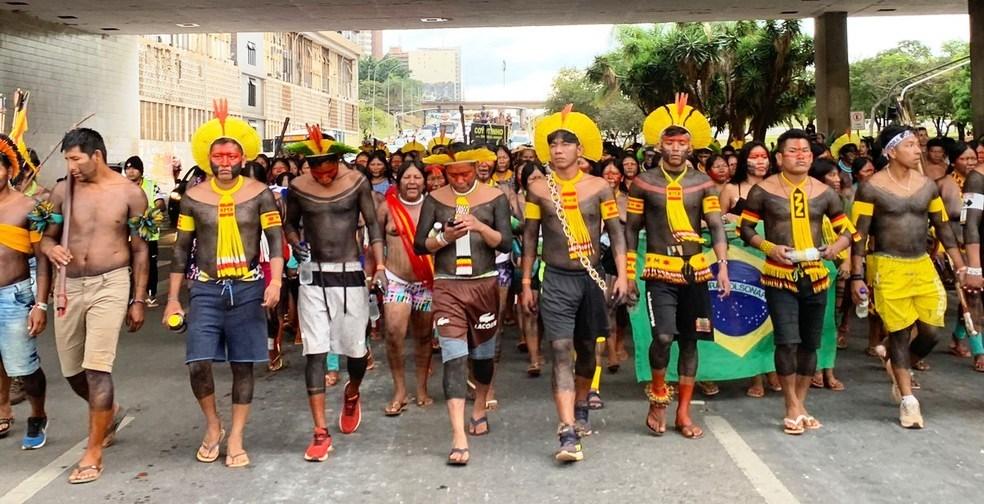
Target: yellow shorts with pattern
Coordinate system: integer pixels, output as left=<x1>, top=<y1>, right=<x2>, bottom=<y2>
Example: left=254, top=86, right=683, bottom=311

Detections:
left=869, top=254, right=945, bottom=333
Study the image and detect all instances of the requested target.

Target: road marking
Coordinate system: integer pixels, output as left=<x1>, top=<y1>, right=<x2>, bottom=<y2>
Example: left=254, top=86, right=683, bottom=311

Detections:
left=705, top=416, right=800, bottom=504
left=0, top=416, right=135, bottom=504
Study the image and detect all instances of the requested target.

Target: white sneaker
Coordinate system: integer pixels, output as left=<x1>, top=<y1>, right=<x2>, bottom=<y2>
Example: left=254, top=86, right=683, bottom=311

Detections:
left=899, top=398, right=924, bottom=429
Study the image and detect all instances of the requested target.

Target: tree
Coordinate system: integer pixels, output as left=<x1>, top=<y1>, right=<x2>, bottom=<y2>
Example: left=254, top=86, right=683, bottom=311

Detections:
left=359, top=106, right=397, bottom=139
left=587, top=21, right=814, bottom=142
left=596, top=97, right=646, bottom=145
left=849, top=39, right=971, bottom=136
left=544, top=68, right=601, bottom=118
left=358, top=56, right=409, bottom=83
left=544, top=68, right=643, bottom=144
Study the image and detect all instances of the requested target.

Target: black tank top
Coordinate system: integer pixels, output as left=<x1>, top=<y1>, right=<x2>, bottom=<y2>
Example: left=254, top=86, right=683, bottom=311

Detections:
left=728, top=184, right=747, bottom=216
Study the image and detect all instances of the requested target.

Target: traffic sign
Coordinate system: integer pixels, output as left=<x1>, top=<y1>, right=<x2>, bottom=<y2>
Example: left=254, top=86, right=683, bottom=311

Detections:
left=850, top=111, right=865, bottom=130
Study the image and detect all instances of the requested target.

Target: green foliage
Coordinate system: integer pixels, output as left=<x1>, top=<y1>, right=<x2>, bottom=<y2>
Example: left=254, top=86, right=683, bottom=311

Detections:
left=586, top=21, right=814, bottom=142
left=359, top=106, right=397, bottom=139
left=849, top=39, right=970, bottom=136
left=359, top=56, right=409, bottom=83
left=358, top=55, right=424, bottom=121
left=544, top=68, right=601, bottom=118
left=544, top=68, right=643, bottom=144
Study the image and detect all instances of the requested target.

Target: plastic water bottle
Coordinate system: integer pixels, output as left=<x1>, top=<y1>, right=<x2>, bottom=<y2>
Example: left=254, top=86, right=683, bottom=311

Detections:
left=786, top=247, right=821, bottom=263
left=298, top=241, right=313, bottom=285
left=368, top=289, right=381, bottom=322
left=856, top=286, right=869, bottom=319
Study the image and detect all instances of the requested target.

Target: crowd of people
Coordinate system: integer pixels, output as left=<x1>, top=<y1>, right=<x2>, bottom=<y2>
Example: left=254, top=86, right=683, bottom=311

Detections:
left=2, top=93, right=984, bottom=482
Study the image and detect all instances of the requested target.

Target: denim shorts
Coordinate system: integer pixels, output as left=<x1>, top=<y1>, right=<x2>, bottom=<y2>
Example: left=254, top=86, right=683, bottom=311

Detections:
left=0, top=278, right=40, bottom=377
left=186, top=279, right=268, bottom=363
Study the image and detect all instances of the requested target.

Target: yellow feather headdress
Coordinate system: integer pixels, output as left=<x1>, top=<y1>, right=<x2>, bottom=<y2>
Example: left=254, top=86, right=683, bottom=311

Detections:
left=422, top=148, right=497, bottom=166
left=831, top=131, right=862, bottom=159
left=533, top=104, right=603, bottom=162
left=642, top=93, right=713, bottom=150
left=191, top=99, right=262, bottom=175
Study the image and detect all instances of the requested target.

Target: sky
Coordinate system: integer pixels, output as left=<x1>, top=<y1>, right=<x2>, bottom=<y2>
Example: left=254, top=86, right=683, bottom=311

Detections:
left=382, top=15, right=971, bottom=102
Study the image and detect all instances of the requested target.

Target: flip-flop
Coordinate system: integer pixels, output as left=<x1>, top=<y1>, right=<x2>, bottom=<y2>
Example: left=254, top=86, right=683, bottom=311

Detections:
left=383, top=400, right=409, bottom=417
left=102, top=406, right=127, bottom=448
left=0, top=417, right=12, bottom=438
left=697, top=381, right=720, bottom=396
left=810, top=374, right=825, bottom=389
left=468, top=416, right=490, bottom=436
left=646, top=403, right=667, bottom=437
left=913, top=360, right=930, bottom=371
left=803, top=416, right=823, bottom=430
left=746, top=386, right=765, bottom=398
left=485, top=399, right=498, bottom=411
left=783, top=416, right=806, bottom=435
left=676, top=424, right=704, bottom=439
left=196, top=429, right=226, bottom=463
left=975, top=356, right=984, bottom=373
left=527, top=363, right=541, bottom=378
left=447, top=448, right=470, bottom=466
left=826, top=377, right=846, bottom=391
left=68, top=464, right=103, bottom=484
left=416, top=396, right=434, bottom=407
left=949, top=344, right=972, bottom=358
left=325, top=372, right=339, bottom=387
left=586, top=391, right=604, bottom=410
left=225, top=451, right=250, bottom=468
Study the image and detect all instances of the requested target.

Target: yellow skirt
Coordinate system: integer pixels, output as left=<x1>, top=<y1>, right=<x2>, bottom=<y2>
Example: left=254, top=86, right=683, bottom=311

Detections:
left=869, top=254, right=946, bottom=333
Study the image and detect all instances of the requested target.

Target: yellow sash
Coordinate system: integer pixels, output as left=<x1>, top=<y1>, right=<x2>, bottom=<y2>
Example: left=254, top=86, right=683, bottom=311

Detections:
left=0, top=223, right=40, bottom=254
left=782, top=173, right=814, bottom=250
left=552, top=171, right=594, bottom=260
left=661, top=164, right=702, bottom=244
left=212, top=176, right=250, bottom=279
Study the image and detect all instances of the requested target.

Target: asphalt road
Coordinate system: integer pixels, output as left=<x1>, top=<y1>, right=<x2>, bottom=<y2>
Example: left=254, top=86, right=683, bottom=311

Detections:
left=2, top=237, right=983, bottom=503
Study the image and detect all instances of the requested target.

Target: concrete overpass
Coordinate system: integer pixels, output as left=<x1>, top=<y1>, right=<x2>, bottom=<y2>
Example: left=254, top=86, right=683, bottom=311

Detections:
left=1, top=0, right=982, bottom=145
left=420, top=101, right=546, bottom=111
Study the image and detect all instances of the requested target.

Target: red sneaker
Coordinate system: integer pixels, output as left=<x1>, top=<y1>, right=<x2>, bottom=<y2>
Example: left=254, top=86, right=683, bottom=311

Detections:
left=303, top=428, right=333, bottom=462
left=339, top=382, right=362, bottom=434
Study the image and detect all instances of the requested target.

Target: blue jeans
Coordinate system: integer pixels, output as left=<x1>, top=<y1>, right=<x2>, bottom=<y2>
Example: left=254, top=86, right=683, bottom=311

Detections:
left=0, top=278, right=39, bottom=377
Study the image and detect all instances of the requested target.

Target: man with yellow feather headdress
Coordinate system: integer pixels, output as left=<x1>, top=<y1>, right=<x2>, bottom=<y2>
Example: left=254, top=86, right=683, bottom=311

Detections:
left=164, top=99, right=284, bottom=469
left=413, top=147, right=513, bottom=466
left=626, top=93, right=731, bottom=440
left=520, top=105, right=627, bottom=462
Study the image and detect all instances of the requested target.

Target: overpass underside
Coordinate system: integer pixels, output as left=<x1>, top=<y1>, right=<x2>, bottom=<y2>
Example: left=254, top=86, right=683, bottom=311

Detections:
left=0, top=1, right=982, bottom=169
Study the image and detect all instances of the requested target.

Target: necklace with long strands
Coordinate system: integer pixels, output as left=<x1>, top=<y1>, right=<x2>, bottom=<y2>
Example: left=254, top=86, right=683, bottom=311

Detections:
left=886, top=166, right=912, bottom=192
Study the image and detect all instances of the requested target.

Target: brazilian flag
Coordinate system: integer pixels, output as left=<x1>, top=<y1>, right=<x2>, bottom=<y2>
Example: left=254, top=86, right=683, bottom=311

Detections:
left=631, top=228, right=839, bottom=382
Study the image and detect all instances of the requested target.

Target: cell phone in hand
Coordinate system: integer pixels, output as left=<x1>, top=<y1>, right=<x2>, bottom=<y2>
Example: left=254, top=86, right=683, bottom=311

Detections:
left=447, top=218, right=461, bottom=228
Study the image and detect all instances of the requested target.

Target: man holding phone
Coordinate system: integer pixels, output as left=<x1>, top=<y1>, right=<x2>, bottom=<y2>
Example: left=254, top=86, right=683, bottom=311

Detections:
left=414, top=149, right=512, bottom=466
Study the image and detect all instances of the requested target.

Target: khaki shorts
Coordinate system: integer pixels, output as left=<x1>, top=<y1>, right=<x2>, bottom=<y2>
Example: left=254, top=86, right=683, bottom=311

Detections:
left=53, top=267, right=130, bottom=376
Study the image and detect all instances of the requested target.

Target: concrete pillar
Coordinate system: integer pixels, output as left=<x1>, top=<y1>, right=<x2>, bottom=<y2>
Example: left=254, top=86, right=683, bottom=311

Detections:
left=814, top=12, right=851, bottom=137
left=971, top=0, right=984, bottom=138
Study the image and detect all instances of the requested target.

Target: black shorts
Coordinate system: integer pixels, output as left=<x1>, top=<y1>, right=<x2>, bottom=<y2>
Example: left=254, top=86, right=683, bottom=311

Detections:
left=539, top=265, right=608, bottom=342
left=764, top=276, right=827, bottom=350
left=644, top=279, right=712, bottom=341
